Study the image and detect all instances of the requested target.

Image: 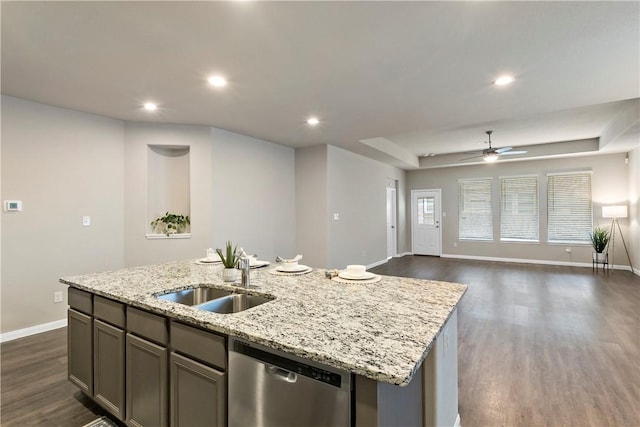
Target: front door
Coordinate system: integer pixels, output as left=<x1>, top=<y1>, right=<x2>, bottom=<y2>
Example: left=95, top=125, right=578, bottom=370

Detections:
left=411, top=189, right=441, bottom=256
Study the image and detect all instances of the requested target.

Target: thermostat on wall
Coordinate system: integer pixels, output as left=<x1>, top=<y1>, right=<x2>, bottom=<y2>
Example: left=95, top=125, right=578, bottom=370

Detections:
left=4, top=200, right=22, bottom=212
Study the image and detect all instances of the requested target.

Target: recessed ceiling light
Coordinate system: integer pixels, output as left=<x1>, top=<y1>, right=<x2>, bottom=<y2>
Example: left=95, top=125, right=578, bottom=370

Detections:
left=143, top=102, right=157, bottom=111
left=493, top=75, right=515, bottom=86
left=208, top=75, right=228, bottom=87
left=307, top=117, right=320, bottom=126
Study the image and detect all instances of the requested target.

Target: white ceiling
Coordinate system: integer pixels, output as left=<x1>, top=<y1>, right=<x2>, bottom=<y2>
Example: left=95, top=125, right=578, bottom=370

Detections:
left=2, top=1, right=639, bottom=169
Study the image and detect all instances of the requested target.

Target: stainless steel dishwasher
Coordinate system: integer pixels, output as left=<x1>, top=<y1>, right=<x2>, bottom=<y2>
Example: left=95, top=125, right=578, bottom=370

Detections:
left=228, top=338, right=352, bottom=427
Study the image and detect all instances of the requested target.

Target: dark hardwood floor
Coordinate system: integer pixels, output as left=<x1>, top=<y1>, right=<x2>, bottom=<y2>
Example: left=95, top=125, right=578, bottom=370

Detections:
left=372, top=256, right=640, bottom=427
left=1, top=256, right=638, bottom=426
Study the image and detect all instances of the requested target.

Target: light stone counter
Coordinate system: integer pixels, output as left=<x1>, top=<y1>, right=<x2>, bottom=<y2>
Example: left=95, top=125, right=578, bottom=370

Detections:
left=61, top=260, right=467, bottom=386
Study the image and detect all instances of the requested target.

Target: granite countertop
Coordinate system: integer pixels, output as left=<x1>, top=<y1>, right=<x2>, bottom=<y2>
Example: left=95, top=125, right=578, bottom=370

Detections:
left=60, top=260, right=467, bottom=386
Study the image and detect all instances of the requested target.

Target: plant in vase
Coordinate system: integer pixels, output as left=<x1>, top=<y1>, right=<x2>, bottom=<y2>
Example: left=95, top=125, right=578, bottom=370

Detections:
left=216, top=241, right=239, bottom=282
left=589, top=226, right=610, bottom=263
left=150, top=212, right=190, bottom=236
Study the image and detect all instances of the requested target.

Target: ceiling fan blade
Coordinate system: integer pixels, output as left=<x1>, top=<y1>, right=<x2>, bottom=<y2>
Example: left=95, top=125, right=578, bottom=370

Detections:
left=498, top=150, right=528, bottom=156
left=459, top=154, right=484, bottom=161
left=495, top=146, right=513, bottom=154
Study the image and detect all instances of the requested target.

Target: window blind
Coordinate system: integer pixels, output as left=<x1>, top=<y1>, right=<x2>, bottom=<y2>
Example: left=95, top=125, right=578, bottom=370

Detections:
left=500, top=175, right=539, bottom=241
left=459, top=178, right=493, bottom=240
left=547, top=172, right=592, bottom=243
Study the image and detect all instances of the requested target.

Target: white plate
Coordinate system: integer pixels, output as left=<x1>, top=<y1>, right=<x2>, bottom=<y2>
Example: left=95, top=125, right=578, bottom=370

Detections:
left=250, top=260, right=270, bottom=268
left=198, top=257, right=221, bottom=263
left=276, top=264, right=310, bottom=273
left=338, top=271, right=376, bottom=280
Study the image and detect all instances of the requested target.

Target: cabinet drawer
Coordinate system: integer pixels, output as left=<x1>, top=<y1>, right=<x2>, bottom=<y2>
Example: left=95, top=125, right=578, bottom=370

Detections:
left=127, top=307, right=168, bottom=345
left=68, top=288, right=93, bottom=315
left=94, top=296, right=125, bottom=328
left=170, top=322, right=226, bottom=370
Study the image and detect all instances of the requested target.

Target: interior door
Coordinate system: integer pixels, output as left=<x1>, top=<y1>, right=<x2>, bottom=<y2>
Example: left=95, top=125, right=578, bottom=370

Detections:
left=386, top=187, right=397, bottom=258
left=412, top=190, right=441, bottom=256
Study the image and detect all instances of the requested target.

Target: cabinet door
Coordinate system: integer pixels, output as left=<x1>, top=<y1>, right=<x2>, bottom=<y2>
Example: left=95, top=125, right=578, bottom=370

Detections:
left=170, top=352, right=226, bottom=427
left=68, top=309, right=93, bottom=395
left=94, top=319, right=126, bottom=420
left=126, top=334, right=168, bottom=427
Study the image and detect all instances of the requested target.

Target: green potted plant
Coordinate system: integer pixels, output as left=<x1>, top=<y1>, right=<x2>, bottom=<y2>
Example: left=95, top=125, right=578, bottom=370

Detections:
left=150, top=212, right=190, bottom=236
left=216, top=241, right=239, bottom=282
left=589, top=226, right=610, bottom=263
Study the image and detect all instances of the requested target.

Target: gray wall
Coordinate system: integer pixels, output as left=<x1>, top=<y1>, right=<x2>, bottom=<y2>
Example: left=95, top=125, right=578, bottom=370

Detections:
left=407, top=153, right=631, bottom=266
left=1, top=96, right=125, bottom=333
left=211, top=127, right=295, bottom=261
left=124, top=122, right=213, bottom=266
left=629, top=145, right=640, bottom=273
left=327, top=145, right=407, bottom=269
left=295, top=145, right=329, bottom=268
left=295, top=144, right=408, bottom=269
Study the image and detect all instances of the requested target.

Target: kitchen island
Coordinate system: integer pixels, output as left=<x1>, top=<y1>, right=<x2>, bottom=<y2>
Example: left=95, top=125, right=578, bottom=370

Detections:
left=62, top=259, right=467, bottom=427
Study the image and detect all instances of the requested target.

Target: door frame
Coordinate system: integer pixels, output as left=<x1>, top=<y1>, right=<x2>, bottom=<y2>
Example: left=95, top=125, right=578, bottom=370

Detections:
left=411, top=189, right=442, bottom=256
left=386, top=187, right=398, bottom=259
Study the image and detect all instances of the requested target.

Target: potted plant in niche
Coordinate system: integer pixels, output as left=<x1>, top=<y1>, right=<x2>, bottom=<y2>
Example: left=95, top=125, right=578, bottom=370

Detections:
left=216, top=241, right=239, bottom=282
left=589, top=226, right=610, bottom=264
left=150, top=212, right=190, bottom=236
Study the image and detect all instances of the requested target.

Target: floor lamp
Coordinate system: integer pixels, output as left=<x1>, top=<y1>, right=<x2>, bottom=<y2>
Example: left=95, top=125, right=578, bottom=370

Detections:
left=602, top=205, right=633, bottom=271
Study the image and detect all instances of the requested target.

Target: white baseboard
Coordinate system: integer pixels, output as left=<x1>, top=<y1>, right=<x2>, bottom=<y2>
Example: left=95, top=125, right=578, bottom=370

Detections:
left=367, top=258, right=389, bottom=269
left=394, top=252, right=413, bottom=257
left=0, top=318, right=67, bottom=344
left=454, top=413, right=461, bottom=427
left=441, top=253, right=634, bottom=271
left=634, top=267, right=640, bottom=277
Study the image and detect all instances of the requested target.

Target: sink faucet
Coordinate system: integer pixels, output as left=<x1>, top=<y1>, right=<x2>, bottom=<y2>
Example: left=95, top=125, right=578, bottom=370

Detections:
left=237, top=257, right=250, bottom=288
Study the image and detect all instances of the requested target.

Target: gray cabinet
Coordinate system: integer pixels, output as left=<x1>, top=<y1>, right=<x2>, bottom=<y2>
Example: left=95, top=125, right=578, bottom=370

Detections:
left=126, top=334, right=168, bottom=427
left=68, top=308, right=93, bottom=395
left=126, top=307, right=169, bottom=427
left=170, top=352, right=226, bottom=427
left=94, top=319, right=125, bottom=420
left=170, top=321, right=227, bottom=427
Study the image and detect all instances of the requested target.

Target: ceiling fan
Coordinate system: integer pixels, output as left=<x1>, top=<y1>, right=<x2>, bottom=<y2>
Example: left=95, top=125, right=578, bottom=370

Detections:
left=461, top=131, right=528, bottom=162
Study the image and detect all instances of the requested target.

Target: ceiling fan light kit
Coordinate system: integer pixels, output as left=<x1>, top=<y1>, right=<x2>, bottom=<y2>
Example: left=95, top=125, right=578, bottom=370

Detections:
left=460, top=130, right=528, bottom=163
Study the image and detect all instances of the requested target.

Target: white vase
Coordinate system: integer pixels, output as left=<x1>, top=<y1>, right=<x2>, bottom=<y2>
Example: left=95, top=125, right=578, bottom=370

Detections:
left=223, top=268, right=239, bottom=282
left=593, top=252, right=607, bottom=263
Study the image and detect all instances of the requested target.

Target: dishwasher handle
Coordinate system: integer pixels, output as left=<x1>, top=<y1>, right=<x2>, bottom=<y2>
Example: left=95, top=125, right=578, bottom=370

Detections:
left=265, top=364, right=298, bottom=383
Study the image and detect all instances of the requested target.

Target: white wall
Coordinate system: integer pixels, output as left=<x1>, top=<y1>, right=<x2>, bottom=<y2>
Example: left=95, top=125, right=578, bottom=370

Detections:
left=124, top=122, right=213, bottom=266
left=1, top=96, right=125, bottom=333
left=407, top=153, right=631, bottom=266
left=628, top=146, right=640, bottom=274
left=211, top=127, right=295, bottom=261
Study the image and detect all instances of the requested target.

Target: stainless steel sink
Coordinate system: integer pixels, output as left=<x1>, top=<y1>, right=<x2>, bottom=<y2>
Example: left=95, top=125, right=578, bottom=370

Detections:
left=156, top=287, right=274, bottom=314
left=195, top=294, right=274, bottom=314
left=156, top=287, right=234, bottom=306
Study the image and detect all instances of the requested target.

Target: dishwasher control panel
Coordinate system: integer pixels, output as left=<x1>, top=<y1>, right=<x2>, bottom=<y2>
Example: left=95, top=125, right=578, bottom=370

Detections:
left=233, top=340, right=344, bottom=388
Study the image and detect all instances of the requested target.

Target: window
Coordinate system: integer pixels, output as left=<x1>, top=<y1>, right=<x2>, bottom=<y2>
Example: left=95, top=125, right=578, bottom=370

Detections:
left=500, top=175, right=539, bottom=241
left=547, top=172, right=593, bottom=243
left=459, top=178, right=493, bottom=240
left=417, top=196, right=435, bottom=225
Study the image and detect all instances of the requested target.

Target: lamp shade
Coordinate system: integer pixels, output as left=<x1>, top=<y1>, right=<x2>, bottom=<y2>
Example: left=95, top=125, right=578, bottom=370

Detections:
left=602, top=205, right=628, bottom=219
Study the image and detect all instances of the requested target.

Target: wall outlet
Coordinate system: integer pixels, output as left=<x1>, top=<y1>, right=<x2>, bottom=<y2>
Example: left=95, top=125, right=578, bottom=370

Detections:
left=565, top=247, right=572, bottom=253
left=82, top=216, right=91, bottom=226
left=333, top=213, right=340, bottom=220
left=54, top=291, right=63, bottom=303
left=453, top=242, right=458, bottom=248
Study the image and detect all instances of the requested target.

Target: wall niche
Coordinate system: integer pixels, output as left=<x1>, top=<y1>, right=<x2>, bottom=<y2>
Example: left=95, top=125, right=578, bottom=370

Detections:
left=146, top=145, right=191, bottom=238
